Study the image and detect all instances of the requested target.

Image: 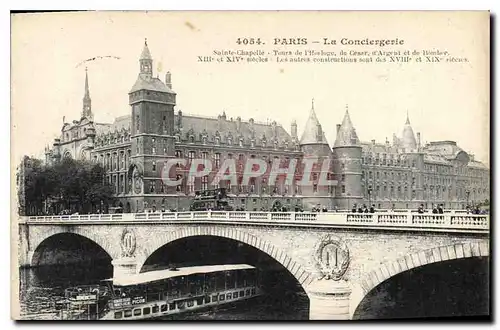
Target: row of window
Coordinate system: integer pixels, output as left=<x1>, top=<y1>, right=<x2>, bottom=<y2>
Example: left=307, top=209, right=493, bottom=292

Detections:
left=93, top=150, right=132, bottom=171
left=362, top=155, right=415, bottom=167
left=424, top=164, right=488, bottom=177
left=174, top=132, right=299, bottom=150
left=146, top=179, right=315, bottom=195
left=353, top=185, right=488, bottom=200
left=362, top=171, right=415, bottom=182
left=114, top=288, right=256, bottom=319
left=95, top=133, right=131, bottom=147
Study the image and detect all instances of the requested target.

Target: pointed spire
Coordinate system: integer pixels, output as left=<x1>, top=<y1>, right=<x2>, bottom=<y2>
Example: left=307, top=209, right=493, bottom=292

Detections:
left=140, top=38, right=152, bottom=60
left=299, top=100, right=328, bottom=145
left=334, top=106, right=360, bottom=147
left=402, top=112, right=417, bottom=150
left=82, top=67, right=92, bottom=118
left=84, top=67, right=90, bottom=98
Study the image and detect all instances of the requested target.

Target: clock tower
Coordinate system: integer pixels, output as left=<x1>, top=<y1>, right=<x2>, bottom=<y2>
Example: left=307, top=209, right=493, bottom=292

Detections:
left=129, top=39, right=176, bottom=211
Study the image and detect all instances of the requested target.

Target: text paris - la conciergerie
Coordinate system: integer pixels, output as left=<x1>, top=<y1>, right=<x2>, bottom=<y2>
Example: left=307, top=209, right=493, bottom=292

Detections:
left=272, top=38, right=405, bottom=46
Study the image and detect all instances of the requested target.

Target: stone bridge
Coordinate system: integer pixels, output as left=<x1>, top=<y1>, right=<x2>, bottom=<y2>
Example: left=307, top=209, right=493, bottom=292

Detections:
left=17, top=211, right=489, bottom=320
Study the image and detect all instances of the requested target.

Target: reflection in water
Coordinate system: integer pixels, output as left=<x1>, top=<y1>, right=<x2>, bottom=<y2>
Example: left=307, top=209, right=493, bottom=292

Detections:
left=20, top=257, right=489, bottom=320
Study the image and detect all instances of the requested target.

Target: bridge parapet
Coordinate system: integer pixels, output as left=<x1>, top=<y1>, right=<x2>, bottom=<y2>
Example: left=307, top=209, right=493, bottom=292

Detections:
left=20, top=211, right=489, bottom=233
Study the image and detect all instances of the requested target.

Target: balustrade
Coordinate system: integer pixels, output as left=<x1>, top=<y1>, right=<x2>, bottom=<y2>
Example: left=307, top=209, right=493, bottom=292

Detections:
left=376, top=213, right=408, bottom=224
left=346, top=214, right=374, bottom=223
left=451, top=215, right=488, bottom=227
left=411, top=214, right=446, bottom=225
left=21, top=211, right=489, bottom=232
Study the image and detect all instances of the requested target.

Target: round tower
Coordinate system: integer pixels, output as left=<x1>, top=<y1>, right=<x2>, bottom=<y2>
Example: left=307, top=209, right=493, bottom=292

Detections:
left=299, top=99, right=334, bottom=210
left=332, top=106, right=363, bottom=210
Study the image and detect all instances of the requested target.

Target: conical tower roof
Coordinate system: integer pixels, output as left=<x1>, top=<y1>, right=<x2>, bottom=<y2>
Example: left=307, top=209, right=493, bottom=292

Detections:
left=299, top=99, right=329, bottom=145
left=401, top=112, right=417, bottom=150
left=334, top=106, right=360, bottom=147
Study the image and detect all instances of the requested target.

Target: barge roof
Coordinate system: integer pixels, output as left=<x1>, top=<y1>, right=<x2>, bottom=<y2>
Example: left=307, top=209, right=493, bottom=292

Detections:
left=108, top=264, right=255, bottom=286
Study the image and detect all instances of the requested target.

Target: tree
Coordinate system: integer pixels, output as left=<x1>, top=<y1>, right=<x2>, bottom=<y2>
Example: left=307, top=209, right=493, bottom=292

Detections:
left=19, top=156, right=116, bottom=215
left=83, top=163, right=115, bottom=213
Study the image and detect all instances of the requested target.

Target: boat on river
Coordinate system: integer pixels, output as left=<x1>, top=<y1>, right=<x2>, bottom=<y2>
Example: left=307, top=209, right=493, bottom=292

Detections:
left=55, top=285, right=109, bottom=309
left=60, top=264, right=262, bottom=320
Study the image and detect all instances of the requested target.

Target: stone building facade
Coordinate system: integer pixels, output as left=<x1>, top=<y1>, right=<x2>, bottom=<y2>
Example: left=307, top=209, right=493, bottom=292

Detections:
left=44, top=40, right=490, bottom=212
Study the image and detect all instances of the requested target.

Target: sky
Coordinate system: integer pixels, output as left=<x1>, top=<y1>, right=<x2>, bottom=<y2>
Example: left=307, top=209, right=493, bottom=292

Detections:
left=11, top=11, right=490, bottom=165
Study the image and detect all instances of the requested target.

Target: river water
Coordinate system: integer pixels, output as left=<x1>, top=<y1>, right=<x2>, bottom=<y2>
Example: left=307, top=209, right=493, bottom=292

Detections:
left=18, top=257, right=489, bottom=320
left=18, top=265, right=310, bottom=321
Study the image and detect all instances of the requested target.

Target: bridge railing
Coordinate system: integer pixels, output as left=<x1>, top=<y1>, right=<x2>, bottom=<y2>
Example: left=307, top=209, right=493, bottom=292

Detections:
left=21, top=211, right=489, bottom=232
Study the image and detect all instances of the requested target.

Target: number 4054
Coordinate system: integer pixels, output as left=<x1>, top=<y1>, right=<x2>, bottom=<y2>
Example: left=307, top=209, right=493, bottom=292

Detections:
left=236, top=38, right=263, bottom=45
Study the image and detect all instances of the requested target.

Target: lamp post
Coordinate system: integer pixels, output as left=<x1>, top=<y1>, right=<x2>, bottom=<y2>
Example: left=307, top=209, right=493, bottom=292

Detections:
left=347, top=193, right=351, bottom=212
left=368, top=185, right=372, bottom=209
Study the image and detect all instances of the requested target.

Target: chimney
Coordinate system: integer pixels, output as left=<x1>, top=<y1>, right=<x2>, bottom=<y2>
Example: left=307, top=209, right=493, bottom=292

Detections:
left=177, top=109, right=183, bottom=128
left=236, top=116, right=241, bottom=132
left=291, top=120, right=297, bottom=138
left=218, top=111, right=227, bottom=130
left=271, top=120, right=278, bottom=138
left=336, top=124, right=341, bottom=135
left=416, top=132, right=421, bottom=148
left=165, top=71, right=172, bottom=89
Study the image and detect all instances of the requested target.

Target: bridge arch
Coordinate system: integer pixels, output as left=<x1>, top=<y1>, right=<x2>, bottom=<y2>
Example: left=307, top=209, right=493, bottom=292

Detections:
left=351, top=241, right=489, bottom=318
left=136, top=226, right=314, bottom=288
left=29, top=226, right=121, bottom=266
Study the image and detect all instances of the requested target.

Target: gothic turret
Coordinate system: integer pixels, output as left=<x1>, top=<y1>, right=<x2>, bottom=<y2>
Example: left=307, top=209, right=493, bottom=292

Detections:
left=401, top=112, right=417, bottom=151
left=299, top=99, right=329, bottom=145
left=85, top=122, right=96, bottom=146
left=81, top=67, right=92, bottom=119
left=334, top=106, right=359, bottom=147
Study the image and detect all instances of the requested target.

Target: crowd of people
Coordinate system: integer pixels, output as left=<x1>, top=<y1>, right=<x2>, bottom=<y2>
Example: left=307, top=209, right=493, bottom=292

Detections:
left=350, top=204, right=376, bottom=213
left=41, top=202, right=487, bottom=215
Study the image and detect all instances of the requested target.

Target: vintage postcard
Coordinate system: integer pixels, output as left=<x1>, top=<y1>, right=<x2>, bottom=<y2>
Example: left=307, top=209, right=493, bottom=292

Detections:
left=11, top=11, right=490, bottom=321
